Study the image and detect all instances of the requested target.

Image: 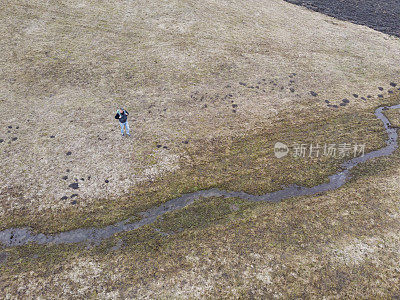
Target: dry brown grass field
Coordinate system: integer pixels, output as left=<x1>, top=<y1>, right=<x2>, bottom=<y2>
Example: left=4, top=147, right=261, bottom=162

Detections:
left=1, top=0, right=400, bottom=298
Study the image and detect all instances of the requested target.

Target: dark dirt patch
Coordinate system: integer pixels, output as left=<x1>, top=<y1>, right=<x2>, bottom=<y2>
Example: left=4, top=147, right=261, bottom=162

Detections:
left=68, top=183, right=79, bottom=189
left=285, top=0, right=400, bottom=37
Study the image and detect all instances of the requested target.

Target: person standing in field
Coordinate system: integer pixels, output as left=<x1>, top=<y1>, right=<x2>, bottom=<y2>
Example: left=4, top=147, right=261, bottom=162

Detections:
left=115, top=108, right=130, bottom=137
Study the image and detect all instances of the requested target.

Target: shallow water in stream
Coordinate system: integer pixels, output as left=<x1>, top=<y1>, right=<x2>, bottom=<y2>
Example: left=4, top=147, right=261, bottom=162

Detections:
left=1, top=104, right=399, bottom=247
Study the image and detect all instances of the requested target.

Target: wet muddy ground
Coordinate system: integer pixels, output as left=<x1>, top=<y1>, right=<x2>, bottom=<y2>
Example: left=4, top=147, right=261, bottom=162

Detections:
left=285, top=0, right=400, bottom=38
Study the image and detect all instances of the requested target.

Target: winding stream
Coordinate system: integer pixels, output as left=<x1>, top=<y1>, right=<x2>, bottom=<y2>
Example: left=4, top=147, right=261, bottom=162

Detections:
left=1, top=104, right=399, bottom=248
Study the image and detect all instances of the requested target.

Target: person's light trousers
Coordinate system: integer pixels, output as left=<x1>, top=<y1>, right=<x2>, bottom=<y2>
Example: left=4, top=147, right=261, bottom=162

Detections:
left=119, top=122, right=130, bottom=135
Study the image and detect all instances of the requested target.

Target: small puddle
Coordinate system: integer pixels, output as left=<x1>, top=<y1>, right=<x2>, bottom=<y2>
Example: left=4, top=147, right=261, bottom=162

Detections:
left=1, top=104, right=399, bottom=248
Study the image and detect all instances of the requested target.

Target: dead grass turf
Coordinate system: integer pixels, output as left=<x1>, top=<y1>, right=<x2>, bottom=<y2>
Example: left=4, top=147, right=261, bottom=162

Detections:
left=2, top=127, right=400, bottom=298
left=0, top=100, right=392, bottom=233
left=1, top=0, right=400, bottom=297
left=1, top=0, right=400, bottom=233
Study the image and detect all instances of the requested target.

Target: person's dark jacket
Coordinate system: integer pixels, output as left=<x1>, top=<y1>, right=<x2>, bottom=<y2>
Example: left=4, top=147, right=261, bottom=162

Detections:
left=115, top=110, right=129, bottom=123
